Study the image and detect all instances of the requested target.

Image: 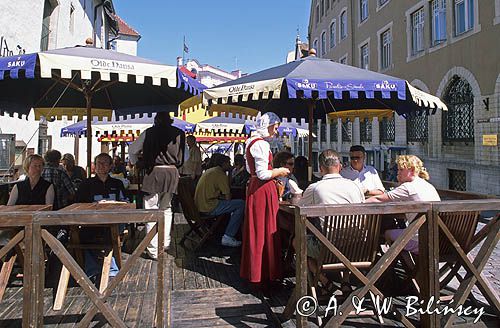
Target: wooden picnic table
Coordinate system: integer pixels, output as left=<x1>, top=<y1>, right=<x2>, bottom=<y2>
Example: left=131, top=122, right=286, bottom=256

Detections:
left=53, top=202, right=135, bottom=310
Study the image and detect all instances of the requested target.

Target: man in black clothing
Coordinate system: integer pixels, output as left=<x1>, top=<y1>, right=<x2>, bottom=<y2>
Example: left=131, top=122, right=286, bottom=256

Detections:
left=77, top=153, right=127, bottom=281
left=128, top=112, right=185, bottom=259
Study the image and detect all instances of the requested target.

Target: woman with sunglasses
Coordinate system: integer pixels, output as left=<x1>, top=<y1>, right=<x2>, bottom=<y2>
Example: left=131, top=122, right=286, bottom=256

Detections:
left=272, top=151, right=302, bottom=201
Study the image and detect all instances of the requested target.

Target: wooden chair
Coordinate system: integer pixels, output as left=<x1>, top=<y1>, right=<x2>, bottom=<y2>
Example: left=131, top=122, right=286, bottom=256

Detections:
left=400, top=211, right=481, bottom=295
left=310, top=214, right=381, bottom=298
left=177, top=176, right=226, bottom=251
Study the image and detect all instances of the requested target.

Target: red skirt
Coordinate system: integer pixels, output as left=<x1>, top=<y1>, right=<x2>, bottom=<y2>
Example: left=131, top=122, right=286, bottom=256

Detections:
left=240, top=177, right=282, bottom=283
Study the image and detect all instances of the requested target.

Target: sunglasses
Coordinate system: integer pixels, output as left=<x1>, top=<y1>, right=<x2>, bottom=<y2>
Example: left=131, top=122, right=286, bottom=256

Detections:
left=350, top=156, right=362, bottom=160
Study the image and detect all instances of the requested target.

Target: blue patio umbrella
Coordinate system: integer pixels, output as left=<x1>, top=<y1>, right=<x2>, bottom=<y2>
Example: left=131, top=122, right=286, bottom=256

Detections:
left=0, top=46, right=205, bottom=172
left=203, top=56, right=447, bottom=175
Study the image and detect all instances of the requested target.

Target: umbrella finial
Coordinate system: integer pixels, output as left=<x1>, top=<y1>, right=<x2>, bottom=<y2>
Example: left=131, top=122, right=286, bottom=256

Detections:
left=308, top=48, right=317, bottom=57
left=85, top=37, right=94, bottom=46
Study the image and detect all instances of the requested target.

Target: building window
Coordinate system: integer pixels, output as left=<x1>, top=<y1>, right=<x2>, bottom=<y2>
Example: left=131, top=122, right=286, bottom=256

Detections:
left=330, top=120, right=338, bottom=142
left=360, top=43, right=369, bottom=69
left=40, top=0, right=56, bottom=51
left=330, top=21, right=336, bottom=48
left=339, top=55, right=348, bottom=64
left=340, top=11, right=347, bottom=39
left=380, top=114, right=395, bottom=142
left=448, top=169, right=467, bottom=191
left=326, top=0, right=330, bottom=11
left=69, top=4, right=75, bottom=34
left=321, top=0, right=326, bottom=16
left=431, top=0, right=447, bottom=45
left=321, top=31, right=327, bottom=56
left=313, top=39, right=319, bottom=53
left=380, top=29, right=392, bottom=70
left=313, top=120, right=318, bottom=142
left=442, top=76, right=474, bottom=142
left=411, top=8, right=425, bottom=55
left=406, top=114, right=428, bottom=142
left=360, top=0, right=368, bottom=22
left=316, top=5, right=320, bottom=25
left=454, top=0, right=474, bottom=35
left=379, top=0, right=390, bottom=6
left=320, top=122, right=327, bottom=142
left=341, top=119, right=352, bottom=142
left=360, top=118, right=372, bottom=142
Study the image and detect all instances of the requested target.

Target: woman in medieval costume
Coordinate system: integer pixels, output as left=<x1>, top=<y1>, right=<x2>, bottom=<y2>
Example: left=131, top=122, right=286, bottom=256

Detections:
left=240, top=112, right=290, bottom=289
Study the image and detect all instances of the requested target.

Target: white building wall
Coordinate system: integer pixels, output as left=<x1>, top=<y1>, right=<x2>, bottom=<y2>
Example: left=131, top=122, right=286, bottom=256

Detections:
left=114, top=36, right=138, bottom=56
left=0, top=0, right=117, bottom=169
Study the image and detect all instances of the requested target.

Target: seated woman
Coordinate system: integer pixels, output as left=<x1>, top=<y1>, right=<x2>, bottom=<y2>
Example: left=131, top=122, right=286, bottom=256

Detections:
left=8, top=154, right=54, bottom=206
left=366, top=155, right=440, bottom=253
left=272, top=151, right=302, bottom=202
left=231, top=154, right=250, bottom=188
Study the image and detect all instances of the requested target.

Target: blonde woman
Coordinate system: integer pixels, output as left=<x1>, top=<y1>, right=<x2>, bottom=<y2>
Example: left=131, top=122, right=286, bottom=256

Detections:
left=8, top=154, right=54, bottom=206
left=367, top=155, right=440, bottom=253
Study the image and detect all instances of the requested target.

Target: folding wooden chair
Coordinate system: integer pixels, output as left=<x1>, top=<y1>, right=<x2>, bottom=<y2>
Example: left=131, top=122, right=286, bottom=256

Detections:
left=177, top=176, right=226, bottom=251
left=309, top=214, right=381, bottom=324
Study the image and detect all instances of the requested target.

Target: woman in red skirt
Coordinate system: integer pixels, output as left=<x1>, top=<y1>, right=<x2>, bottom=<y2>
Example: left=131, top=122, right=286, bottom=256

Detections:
left=240, top=112, right=290, bottom=288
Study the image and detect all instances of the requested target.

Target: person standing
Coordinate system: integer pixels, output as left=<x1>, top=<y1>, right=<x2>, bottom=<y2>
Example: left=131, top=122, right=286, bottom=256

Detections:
left=128, top=112, right=185, bottom=260
left=341, top=145, right=385, bottom=196
left=240, top=112, right=290, bottom=288
left=180, top=135, right=202, bottom=181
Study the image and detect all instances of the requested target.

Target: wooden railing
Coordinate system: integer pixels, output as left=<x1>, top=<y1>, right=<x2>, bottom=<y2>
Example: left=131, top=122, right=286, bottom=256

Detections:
left=0, top=208, right=165, bottom=328
left=282, top=199, right=500, bottom=328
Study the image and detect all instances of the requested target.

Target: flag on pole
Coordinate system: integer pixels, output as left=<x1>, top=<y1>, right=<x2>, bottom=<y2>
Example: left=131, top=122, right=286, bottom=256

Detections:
left=183, top=42, right=189, bottom=54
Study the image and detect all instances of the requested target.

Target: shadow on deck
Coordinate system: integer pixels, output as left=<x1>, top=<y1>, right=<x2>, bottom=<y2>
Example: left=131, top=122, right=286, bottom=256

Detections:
left=0, top=213, right=498, bottom=327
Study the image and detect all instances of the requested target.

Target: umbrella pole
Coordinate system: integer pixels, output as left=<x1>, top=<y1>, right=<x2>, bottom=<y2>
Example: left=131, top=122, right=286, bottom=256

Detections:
left=307, top=101, right=315, bottom=182
left=85, top=93, right=92, bottom=178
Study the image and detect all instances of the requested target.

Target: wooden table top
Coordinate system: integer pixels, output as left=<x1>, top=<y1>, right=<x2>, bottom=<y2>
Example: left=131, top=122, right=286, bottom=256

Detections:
left=60, top=202, right=135, bottom=212
left=0, top=204, right=52, bottom=212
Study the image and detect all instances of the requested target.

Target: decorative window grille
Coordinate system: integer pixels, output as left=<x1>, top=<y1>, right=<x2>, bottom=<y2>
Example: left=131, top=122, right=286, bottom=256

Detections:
left=340, top=11, right=347, bottom=39
left=330, top=120, right=338, bottom=142
left=360, top=0, right=368, bottom=22
left=360, top=43, right=369, bottom=69
left=341, top=119, right=352, bottom=142
left=411, top=8, right=425, bottom=55
left=360, top=118, right=372, bottom=142
left=380, top=115, right=395, bottom=142
left=431, top=0, right=447, bottom=45
left=406, top=114, right=428, bottom=142
left=330, top=21, right=336, bottom=48
left=442, top=76, right=474, bottom=142
left=381, top=29, right=391, bottom=70
left=448, top=169, right=466, bottom=191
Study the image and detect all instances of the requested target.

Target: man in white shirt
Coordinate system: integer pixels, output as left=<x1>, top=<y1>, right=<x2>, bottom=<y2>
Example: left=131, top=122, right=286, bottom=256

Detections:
left=341, top=145, right=385, bottom=196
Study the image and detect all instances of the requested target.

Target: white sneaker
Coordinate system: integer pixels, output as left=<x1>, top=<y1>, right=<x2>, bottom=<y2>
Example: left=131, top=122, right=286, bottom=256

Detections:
left=221, top=235, right=242, bottom=247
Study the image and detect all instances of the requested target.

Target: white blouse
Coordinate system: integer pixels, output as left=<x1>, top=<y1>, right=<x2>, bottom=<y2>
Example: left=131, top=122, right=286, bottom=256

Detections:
left=245, top=137, right=273, bottom=181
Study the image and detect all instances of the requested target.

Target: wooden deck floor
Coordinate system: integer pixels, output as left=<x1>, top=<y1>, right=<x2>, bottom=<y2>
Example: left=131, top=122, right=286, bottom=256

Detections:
left=0, top=214, right=498, bottom=327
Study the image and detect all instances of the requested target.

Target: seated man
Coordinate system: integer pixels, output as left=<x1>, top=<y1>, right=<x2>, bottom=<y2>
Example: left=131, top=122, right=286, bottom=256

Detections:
left=296, top=149, right=365, bottom=289
left=340, top=145, right=385, bottom=196
left=194, top=154, right=244, bottom=247
left=77, top=153, right=127, bottom=282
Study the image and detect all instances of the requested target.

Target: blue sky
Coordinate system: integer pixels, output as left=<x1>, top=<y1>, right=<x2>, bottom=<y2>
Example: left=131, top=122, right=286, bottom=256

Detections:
left=113, top=0, right=310, bottom=74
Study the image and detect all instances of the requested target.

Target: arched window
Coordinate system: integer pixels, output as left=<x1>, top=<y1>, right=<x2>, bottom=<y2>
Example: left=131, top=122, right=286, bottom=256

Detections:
left=321, top=31, right=327, bottom=56
left=340, top=11, right=347, bottom=39
left=442, top=76, right=474, bottom=142
left=313, top=39, right=319, bottom=53
left=330, top=21, right=336, bottom=48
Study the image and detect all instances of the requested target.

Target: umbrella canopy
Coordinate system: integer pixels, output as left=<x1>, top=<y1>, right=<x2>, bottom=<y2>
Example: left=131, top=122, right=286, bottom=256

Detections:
left=196, top=116, right=256, bottom=134
left=61, top=116, right=195, bottom=139
left=203, top=56, right=447, bottom=177
left=203, top=56, right=446, bottom=118
left=277, top=121, right=309, bottom=137
left=0, top=46, right=204, bottom=172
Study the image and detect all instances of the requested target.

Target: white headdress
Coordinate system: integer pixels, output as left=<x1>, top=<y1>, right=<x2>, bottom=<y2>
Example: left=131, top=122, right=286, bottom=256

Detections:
left=253, top=112, right=281, bottom=137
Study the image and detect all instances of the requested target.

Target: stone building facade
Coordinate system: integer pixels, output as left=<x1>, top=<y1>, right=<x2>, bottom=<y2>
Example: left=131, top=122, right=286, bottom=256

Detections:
left=308, top=0, right=500, bottom=195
